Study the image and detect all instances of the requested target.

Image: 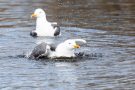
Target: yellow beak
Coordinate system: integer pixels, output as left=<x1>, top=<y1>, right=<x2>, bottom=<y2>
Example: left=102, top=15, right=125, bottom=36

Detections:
left=73, top=43, right=80, bottom=48
left=31, top=13, right=37, bottom=18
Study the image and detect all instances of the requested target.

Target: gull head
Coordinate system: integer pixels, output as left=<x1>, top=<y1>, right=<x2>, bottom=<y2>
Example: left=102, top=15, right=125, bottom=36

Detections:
left=59, top=39, right=87, bottom=50
left=31, top=8, right=46, bottom=18
left=55, top=39, right=81, bottom=57
left=62, top=40, right=80, bottom=50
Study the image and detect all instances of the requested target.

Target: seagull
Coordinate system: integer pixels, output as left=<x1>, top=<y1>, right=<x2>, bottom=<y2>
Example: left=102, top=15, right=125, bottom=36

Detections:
left=30, top=8, right=60, bottom=37
left=29, top=39, right=86, bottom=59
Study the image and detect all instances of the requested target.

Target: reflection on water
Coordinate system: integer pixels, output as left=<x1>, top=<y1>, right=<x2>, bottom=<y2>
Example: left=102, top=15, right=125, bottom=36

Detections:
left=0, top=0, right=135, bottom=90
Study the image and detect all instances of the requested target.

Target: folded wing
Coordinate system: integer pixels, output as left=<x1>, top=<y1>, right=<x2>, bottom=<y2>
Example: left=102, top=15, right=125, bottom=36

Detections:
left=29, top=42, right=50, bottom=59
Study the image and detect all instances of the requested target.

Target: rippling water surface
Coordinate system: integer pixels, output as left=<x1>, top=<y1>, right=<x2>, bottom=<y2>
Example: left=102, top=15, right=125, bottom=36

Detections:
left=0, top=0, right=135, bottom=90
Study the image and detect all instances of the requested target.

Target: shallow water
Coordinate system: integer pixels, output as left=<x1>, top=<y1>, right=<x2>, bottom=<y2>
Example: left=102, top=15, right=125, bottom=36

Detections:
left=0, top=0, right=135, bottom=90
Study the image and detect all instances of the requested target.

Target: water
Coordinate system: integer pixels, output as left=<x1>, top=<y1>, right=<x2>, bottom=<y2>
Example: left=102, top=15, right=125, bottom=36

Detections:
left=0, top=0, right=135, bottom=90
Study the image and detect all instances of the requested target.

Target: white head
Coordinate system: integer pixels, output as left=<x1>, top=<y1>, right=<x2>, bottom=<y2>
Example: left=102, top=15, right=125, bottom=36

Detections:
left=54, top=39, right=86, bottom=58
left=54, top=40, right=80, bottom=57
left=31, top=8, right=46, bottom=18
left=61, top=40, right=80, bottom=50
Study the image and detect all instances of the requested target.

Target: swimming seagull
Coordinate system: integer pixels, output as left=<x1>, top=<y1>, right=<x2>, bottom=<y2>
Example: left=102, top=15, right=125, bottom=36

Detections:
left=30, top=8, right=60, bottom=37
left=29, top=39, right=86, bottom=59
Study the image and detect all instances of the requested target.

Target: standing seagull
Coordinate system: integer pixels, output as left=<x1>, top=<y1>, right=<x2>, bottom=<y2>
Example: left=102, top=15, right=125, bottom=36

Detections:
left=30, top=8, right=60, bottom=37
left=29, top=39, right=87, bottom=59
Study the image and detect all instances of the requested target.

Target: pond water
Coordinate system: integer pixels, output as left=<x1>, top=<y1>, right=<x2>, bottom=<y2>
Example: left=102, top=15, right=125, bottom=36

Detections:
left=0, top=0, right=135, bottom=90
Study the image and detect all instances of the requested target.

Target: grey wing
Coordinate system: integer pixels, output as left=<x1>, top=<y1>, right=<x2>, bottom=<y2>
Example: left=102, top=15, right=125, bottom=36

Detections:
left=29, top=42, right=50, bottom=59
